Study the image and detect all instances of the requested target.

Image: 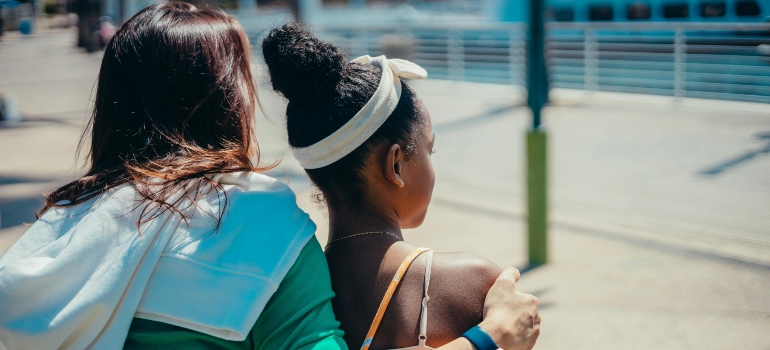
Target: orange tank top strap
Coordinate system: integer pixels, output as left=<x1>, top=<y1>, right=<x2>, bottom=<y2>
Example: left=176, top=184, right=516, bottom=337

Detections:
left=360, top=247, right=432, bottom=350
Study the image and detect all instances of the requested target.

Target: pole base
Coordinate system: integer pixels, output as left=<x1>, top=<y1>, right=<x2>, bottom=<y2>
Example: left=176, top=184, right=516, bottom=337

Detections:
left=527, top=128, right=548, bottom=265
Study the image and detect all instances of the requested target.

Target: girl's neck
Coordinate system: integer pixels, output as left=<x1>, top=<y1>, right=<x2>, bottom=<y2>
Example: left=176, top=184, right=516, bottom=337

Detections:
left=327, top=203, right=404, bottom=244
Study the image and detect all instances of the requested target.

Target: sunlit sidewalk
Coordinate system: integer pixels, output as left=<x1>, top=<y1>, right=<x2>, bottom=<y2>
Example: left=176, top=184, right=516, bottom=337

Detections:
left=1, top=28, right=769, bottom=349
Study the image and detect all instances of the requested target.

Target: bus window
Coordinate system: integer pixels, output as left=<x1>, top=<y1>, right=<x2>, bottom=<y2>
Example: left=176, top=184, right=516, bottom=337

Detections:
left=735, top=0, right=761, bottom=16
left=257, top=0, right=289, bottom=8
left=322, top=0, right=348, bottom=6
left=700, top=1, right=726, bottom=17
left=663, top=3, right=689, bottom=18
left=552, top=7, right=575, bottom=21
left=589, top=4, right=614, bottom=21
left=627, top=2, right=651, bottom=20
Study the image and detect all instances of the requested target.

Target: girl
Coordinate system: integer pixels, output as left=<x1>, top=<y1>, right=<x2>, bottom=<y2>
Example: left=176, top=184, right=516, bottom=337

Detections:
left=262, top=24, right=539, bottom=350
left=0, top=4, right=537, bottom=350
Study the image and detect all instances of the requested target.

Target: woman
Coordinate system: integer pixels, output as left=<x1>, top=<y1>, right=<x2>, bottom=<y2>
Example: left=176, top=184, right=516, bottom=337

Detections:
left=0, top=3, right=538, bottom=350
left=261, top=24, right=540, bottom=350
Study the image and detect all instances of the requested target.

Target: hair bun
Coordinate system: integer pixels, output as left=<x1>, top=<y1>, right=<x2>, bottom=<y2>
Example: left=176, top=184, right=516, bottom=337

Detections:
left=262, top=23, right=347, bottom=106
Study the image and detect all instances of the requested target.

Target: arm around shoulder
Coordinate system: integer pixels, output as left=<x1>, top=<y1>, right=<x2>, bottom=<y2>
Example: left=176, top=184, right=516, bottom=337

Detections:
left=434, top=265, right=541, bottom=350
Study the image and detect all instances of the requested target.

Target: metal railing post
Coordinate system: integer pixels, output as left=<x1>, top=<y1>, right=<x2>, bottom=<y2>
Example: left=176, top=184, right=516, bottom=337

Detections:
left=355, top=30, right=368, bottom=58
left=448, top=30, right=464, bottom=81
left=584, top=27, right=598, bottom=93
left=510, top=28, right=519, bottom=85
left=674, top=28, right=686, bottom=99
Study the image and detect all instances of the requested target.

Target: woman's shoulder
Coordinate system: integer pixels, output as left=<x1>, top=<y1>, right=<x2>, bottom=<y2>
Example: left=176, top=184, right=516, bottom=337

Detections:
left=432, top=251, right=502, bottom=278
left=430, top=251, right=502, bottom=302
left=134, top=172, right=320, bottom=342
left=424, top=251, right=501, bottom=342
left=174, top=171, right=316, bottom=266
left=217, top=171, right=296, bottom=205
left=212, top=171, right=313, bottom=235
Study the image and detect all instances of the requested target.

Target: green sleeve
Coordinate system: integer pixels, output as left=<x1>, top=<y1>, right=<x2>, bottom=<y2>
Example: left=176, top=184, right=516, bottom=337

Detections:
left=123, top=236, right=347, bottom=350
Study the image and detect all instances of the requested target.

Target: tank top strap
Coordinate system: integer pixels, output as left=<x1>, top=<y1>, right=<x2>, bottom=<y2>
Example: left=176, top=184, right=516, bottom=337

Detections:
left=361, top=247, right=432, bottom=350
left=417, top=250, right=434, bottom=346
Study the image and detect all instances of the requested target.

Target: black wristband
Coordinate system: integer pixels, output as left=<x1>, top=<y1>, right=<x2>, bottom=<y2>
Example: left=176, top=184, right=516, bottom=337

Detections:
left=462, top=325, right=499, bottom=350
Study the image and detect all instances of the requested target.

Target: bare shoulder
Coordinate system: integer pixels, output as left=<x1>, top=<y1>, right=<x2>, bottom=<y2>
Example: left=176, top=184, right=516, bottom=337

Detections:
left=432, top=251, right=502, bottom=279
left=432, top=251, right=501, bottom=297
left=425, top=251, right=502, bottom=343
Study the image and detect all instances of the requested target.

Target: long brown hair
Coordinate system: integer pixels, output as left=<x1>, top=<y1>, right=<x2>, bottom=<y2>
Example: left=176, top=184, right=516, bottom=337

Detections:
left=40, top=2, right=271, bottom=226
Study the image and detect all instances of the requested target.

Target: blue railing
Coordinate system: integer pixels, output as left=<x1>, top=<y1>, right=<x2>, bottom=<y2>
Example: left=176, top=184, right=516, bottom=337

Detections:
left=245, top=21, right=770, bottom=104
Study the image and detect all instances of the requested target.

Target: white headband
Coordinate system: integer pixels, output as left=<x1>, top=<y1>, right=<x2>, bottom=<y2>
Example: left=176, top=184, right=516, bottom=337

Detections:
left=291, top=55, right=428, bottom=170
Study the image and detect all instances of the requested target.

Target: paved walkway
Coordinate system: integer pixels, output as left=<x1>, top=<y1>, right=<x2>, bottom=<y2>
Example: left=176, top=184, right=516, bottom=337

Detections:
left=1, top=29, right=769, bottom=349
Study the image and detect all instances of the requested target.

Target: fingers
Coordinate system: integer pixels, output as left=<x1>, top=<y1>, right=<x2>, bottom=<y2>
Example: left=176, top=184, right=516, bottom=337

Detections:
left=483, top=267, right=542, bottom=350
left=524, top=296, right=540, bottom=329
left=526, top=328, right=541, bottom=349
left=511, top=267, right=521, bottom=282
left=499, top=266, right=521, bottom=283
left=520, top=321, right=541, bottom=350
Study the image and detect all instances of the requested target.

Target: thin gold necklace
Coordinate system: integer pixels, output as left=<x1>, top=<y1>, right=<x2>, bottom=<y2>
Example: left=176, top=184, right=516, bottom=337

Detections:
left=325, top=231, right=402, bottom=248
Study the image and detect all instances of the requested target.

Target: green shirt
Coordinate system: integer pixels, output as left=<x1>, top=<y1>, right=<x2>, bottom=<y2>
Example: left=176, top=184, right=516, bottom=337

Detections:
left=123, top=237, right=347, bottom=350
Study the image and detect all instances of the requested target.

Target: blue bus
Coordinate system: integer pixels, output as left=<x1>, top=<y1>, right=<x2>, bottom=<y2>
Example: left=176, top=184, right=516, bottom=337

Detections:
left=495, top=0, right=770, bottom=23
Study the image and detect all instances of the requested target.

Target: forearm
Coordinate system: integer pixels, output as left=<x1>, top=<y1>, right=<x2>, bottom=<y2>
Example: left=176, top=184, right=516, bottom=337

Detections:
left=435, top=317, right=506, bottom=350
left=435, top=338, right=476, bottom=350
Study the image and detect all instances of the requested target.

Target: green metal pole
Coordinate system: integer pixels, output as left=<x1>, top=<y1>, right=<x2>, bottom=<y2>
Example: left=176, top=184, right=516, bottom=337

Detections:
left=526, top=0, right=548, bottom=265
left=526, top=130, right=547, bottom=265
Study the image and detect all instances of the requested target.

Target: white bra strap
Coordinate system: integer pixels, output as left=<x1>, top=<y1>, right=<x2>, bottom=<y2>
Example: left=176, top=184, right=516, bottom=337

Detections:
left=418, top=250, right=434, bottom=346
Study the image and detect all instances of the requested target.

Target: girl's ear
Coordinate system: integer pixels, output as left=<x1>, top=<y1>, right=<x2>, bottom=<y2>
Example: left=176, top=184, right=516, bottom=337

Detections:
left=383, top=143, right=405, bottom=188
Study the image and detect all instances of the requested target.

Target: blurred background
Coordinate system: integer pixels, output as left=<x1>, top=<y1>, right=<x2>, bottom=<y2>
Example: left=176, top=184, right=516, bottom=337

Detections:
left=1, top=0, right=769, bottom=348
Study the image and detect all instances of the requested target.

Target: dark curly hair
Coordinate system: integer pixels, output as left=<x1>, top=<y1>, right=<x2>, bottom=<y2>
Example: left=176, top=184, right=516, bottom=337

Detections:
left=262, top=23, right=424, bottom=208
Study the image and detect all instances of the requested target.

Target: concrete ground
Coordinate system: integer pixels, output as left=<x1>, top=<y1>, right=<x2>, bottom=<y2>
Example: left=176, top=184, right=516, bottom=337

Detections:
left=1, top=29, right=769, bottom=349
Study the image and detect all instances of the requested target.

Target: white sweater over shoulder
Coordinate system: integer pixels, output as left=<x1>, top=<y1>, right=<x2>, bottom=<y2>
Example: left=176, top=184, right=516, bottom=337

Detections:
left=0, top=172, right=316, bottom=349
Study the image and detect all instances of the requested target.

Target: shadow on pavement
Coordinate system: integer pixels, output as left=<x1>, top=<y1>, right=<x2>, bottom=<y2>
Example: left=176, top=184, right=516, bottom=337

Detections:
left=519, top=263, right=545, bottom=275
left=0, top=175, right=55, bottom=186
left=0, top=195, right=45, bottom=229
left=433, top=104, right=523, bottom=133
left=433, top=195, right=770, bottom=271
left=0, top=175, right=57, bottom=228
left=698, top=131, right=770, bottom=176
